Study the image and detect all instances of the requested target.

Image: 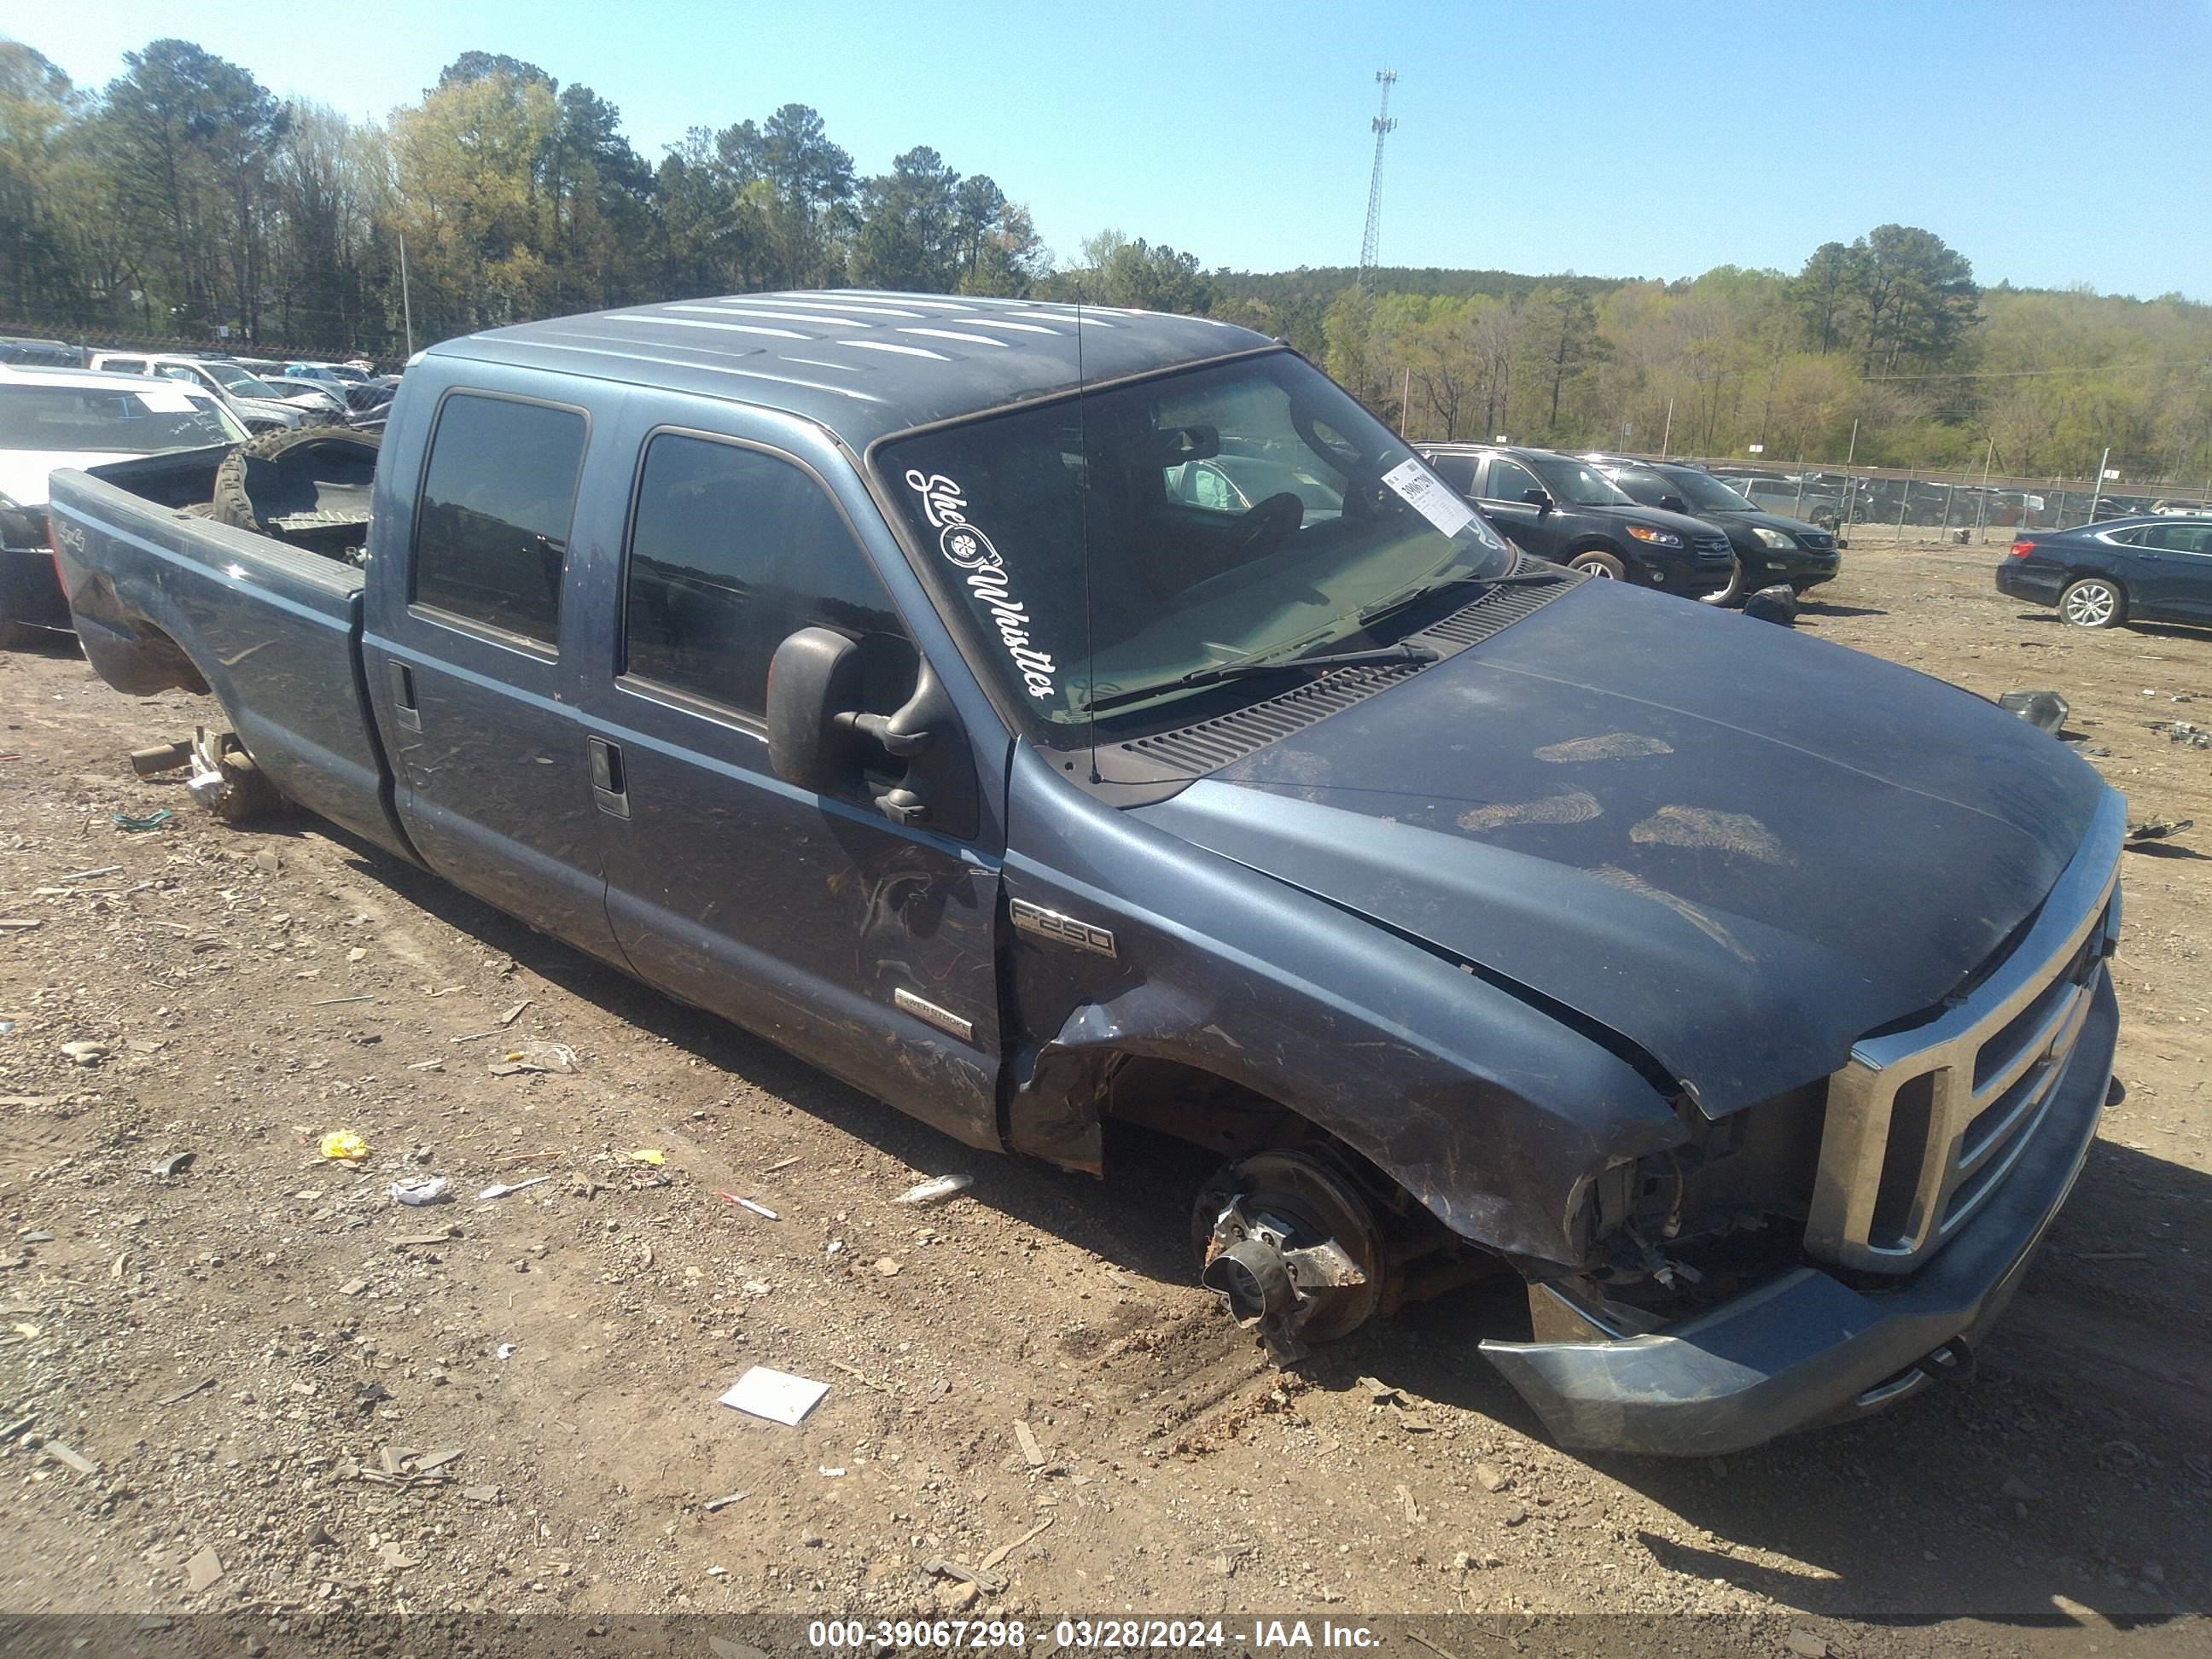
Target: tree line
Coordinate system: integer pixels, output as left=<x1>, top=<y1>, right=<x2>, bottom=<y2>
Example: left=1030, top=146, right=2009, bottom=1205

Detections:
left=3, top=34, right=2207, bottom=482
left=0, top=38, right=1083, bottom=355
left=1214, top=234, right=2212, bottom=483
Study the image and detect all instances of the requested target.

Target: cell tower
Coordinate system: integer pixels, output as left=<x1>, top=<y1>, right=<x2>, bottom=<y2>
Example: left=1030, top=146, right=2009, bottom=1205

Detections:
left=1358, top=70, right=1399, bottom=287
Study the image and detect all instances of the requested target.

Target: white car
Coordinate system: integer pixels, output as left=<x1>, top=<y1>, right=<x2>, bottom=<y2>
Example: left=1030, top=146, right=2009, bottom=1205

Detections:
left=86, top=351, right=306, bottom=432
left=0, top=366, right=247, bottom=643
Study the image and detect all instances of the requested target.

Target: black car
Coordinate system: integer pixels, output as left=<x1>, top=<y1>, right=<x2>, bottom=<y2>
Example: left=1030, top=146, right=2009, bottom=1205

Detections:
left=1587, top=457, right=1842, bottom=596
left=1421, top=444, right=1738, bottom=600
left=1998, top=516, right=2212, bottom=628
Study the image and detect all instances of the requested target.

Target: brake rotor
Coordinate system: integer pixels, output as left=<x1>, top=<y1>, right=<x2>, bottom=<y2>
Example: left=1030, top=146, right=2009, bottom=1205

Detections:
left=1193, top=1148, right=1392, bottom=1353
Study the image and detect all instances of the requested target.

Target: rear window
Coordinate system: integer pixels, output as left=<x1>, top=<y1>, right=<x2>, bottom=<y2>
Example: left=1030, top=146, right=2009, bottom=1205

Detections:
left=0, top=384, right=239, bottom=453
left=411, top=393, right=587, bottom=648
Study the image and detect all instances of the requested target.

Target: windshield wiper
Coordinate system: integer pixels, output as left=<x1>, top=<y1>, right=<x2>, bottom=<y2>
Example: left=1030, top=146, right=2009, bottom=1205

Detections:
left=1081, top=643, right=1439, bottom=714
left=1356, top=566, right=1568, bottom=627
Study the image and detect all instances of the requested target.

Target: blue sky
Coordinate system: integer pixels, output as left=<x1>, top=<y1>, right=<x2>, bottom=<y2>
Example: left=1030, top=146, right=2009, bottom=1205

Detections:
left=20, top=1, right=2212, bottom=299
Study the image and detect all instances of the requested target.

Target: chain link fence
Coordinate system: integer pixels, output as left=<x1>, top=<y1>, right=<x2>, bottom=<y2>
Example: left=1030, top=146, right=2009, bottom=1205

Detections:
left=3, top=321, right=398, bottom=374
left=1654, top=455, right=2212, bottom=546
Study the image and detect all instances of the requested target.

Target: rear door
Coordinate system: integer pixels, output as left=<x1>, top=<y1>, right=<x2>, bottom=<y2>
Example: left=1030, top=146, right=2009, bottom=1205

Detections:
left=360, top=370, right=626, bottom=964
left=575, top=399, right=1005, bottom=1150
left=1476, top=454, right=1560, bottom=557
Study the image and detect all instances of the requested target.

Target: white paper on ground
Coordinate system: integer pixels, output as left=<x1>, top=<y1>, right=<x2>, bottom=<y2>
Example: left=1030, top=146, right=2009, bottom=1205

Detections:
left=1381, top=457, right=1479, bottom=538
left=718, top=1365, right=830, bottom=1426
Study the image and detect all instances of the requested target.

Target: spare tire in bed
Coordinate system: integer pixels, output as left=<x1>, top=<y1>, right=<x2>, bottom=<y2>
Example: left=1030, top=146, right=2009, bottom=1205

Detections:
left=212, top=426, right=381, bottom=551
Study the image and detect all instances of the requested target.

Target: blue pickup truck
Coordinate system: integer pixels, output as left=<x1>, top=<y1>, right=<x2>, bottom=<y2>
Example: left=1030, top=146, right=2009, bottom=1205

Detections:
left=48, top=291, right=2124, bottom=1456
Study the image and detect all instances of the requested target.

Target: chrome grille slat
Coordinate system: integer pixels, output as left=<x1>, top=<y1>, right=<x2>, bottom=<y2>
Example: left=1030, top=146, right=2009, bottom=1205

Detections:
left=1804, top=791, right=2124, bottom=1273
left=1945, top=982, right=2096, bottom=1219
left=1970, top=978, right=2091, bottom=1116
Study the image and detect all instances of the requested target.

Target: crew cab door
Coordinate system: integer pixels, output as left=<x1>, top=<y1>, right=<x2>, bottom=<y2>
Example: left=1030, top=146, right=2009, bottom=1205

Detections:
left=360, top=371, right=626, bottom=965
left=573, top=399, right=1006, bottom=1150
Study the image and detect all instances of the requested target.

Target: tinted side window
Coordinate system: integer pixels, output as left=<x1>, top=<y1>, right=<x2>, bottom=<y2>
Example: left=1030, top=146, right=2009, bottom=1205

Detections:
left=412, top=393, right=586, bottom=647
left=622, top=434, right=914, bottom=719
left=1611, top=469, right=1672, bottom=507
left=2142, top=523, right=2212, bottom=553
left=1428, top=453, right=1477, bottom=495
left=1484, top=457, right=1540, bottom=502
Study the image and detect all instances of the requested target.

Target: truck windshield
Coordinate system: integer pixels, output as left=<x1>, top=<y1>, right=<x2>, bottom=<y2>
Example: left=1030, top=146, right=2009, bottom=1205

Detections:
left=0, top=386, right=244, bottom=452
left=876, top=352, right=1512, bottom=737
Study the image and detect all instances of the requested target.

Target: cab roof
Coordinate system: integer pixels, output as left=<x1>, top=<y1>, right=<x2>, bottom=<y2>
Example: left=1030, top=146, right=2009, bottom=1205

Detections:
left=438, top=290, right=1275, bottom=451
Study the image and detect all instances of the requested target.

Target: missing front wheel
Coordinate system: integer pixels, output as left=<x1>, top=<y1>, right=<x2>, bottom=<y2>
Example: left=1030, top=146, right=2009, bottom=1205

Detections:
left=1192, top=1148, right=1397, bottom=1364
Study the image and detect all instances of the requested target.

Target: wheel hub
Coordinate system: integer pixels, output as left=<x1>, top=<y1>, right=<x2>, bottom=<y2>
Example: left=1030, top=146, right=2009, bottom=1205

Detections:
left=1194, top=1150, right=1388, bottom=1363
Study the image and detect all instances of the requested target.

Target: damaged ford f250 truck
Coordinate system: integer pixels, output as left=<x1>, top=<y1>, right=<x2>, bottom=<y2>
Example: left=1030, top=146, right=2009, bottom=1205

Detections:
left=49, top=292, right=2123, bottom=1456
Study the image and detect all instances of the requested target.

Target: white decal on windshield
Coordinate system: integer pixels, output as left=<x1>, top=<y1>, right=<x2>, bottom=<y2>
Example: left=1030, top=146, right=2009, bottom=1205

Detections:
left=905, top=469, right=1058, bottom=701
left=905, top=469, right=969, bottom=529
left=1382, top=457, right=1481, bottom=539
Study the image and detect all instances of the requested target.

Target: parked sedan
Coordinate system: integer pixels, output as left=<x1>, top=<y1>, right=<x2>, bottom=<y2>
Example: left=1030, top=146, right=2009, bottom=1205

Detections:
left=0, top=368, right=247, bottom=645
left=1998, top=516, right=2212, bottom=629
left=1588, top=457, right=1841, bottom=596
left=282, top=362, right=391, bottom=416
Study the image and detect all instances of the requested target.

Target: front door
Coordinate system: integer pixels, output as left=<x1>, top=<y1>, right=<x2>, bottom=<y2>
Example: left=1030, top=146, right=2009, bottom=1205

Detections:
left=577, top=409, right=1004, bottom=1150
left=2138, top=522, right=2212, bottom=620
left=364, top=381, right=626, bottom=964
left=1476, top=454, right=1561, bottom=558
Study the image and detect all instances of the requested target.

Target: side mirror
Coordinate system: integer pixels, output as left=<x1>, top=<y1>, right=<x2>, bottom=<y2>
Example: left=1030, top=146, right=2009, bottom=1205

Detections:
left=766, top=626, right=866, bottom=799
left=766, top=626, right=979, bottom=841
left=1658, top=494, right=1688, bottom=515
left=1521, top=487, right=1553, bottom=513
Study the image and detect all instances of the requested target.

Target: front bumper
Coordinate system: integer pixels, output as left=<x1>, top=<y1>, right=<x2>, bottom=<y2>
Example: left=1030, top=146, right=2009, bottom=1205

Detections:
left=1738, top=539, right=1839, bottom=589
left=1643, top=553, right=1738, bottom=599
left=1480, top=968, right=2116, bottom=1457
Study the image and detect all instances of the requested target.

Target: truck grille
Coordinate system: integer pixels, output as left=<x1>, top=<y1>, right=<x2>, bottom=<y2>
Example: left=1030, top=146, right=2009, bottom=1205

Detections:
left=1803, top=791, right=2124, bottom=1274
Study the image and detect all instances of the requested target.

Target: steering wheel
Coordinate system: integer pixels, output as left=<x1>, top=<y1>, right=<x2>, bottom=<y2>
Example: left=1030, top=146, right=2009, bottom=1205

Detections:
left=1337, top=468, right=1399, bottom=523
left=1231, top=491, right=1306, bottom=561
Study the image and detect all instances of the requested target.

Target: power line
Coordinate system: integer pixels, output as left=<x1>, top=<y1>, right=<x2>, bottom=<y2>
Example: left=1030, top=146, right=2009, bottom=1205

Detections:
left=1866, top=356, right=2212, bottom=381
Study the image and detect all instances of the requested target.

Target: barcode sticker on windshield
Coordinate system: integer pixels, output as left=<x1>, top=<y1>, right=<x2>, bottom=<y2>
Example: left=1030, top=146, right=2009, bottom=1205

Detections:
left=1382, top=457, right=1479, bottom=538
left=133, top=388, right=196, bottom=413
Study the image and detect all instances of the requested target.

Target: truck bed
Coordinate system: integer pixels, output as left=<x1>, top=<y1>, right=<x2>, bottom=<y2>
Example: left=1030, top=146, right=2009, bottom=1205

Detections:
left=47, top=448, right=412, bottom=859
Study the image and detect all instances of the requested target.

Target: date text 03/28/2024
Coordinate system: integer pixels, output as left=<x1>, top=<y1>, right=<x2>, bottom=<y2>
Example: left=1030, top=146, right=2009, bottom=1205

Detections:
left=806, top=1620, right=1381, bottom=1649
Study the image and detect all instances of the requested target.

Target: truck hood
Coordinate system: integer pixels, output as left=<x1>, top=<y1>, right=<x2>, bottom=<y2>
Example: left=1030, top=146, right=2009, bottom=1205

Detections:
left=1134, top=581, right=2110, bottom=1114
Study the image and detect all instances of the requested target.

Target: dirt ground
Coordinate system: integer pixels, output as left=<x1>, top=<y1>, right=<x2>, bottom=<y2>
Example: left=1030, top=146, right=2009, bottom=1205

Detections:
left=2, top=542, right=2209, bottom=1653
